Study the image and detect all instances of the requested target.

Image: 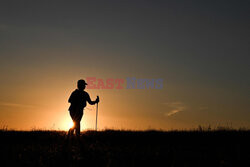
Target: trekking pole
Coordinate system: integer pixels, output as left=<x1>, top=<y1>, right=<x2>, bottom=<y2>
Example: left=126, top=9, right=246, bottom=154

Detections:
left=95, top=96, right=99, bottom=131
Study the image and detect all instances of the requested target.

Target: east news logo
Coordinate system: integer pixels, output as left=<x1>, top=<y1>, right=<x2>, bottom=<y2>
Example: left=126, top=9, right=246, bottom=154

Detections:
left=85, top=77, right=163, bottom=89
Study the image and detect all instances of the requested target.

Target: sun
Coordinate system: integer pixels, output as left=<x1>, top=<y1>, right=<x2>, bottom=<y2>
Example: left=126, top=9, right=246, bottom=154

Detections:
left=68, top=121, right=74, bottom=129
left=59, top=115, right=75, bottom=131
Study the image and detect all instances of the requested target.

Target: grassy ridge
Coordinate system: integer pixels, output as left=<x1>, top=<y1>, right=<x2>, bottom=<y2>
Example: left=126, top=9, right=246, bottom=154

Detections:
left=0, top=130, right=250, bottom=167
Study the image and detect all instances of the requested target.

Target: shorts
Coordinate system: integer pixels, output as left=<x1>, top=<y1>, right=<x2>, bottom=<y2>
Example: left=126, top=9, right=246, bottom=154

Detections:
left=69, top=110, right=83, bottom=122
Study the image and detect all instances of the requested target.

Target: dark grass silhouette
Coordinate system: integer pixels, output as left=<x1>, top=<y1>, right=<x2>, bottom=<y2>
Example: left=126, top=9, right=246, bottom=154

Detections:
left=0, top=130, right=250, bottom=167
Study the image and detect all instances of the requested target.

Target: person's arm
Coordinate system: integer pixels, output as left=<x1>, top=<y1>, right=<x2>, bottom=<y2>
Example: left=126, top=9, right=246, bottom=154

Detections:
left=86, top=93, right=99, bottom=105
left=68, top=92, right=75, bottom=103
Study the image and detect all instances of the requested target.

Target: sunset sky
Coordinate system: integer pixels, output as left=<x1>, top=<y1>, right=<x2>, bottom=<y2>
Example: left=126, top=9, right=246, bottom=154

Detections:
left=0, top=0, right=249, bottom=130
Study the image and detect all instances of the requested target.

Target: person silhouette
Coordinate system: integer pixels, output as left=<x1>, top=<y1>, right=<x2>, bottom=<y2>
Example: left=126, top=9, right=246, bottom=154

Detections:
left=68, top=79, right=99, bottom=136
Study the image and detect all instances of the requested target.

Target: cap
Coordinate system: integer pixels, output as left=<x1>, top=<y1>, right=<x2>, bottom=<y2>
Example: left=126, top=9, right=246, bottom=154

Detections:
left=77, top=79, right=88, bottom=85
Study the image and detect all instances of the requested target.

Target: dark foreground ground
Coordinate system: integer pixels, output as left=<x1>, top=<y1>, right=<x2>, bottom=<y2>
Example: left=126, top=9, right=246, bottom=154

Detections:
left=0, top=130, right=250, bottom=167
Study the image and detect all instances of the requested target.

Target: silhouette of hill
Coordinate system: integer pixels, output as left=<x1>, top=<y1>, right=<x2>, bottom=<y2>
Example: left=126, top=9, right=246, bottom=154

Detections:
left=0, top=130, right=249, bottom=167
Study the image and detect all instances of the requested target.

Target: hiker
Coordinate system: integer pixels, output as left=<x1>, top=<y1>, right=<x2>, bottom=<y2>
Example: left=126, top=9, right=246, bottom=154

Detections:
left=68, top=79, right=99, bottom=136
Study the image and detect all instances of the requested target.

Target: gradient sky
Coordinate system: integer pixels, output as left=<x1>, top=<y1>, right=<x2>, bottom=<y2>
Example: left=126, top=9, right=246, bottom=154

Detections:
left=0, top=0, right=249, bottom=130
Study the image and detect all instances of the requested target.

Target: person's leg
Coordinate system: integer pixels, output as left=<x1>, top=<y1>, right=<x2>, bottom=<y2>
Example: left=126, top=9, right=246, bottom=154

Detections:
left=68, top=127, right=72, bottom=136
left=69, top=122, right=75, bottom=135
left=75, top=121, right=80, bottom=136
left=69, top=110, right=78, bottom=136
left=76, top=111, right=83, bottom=136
